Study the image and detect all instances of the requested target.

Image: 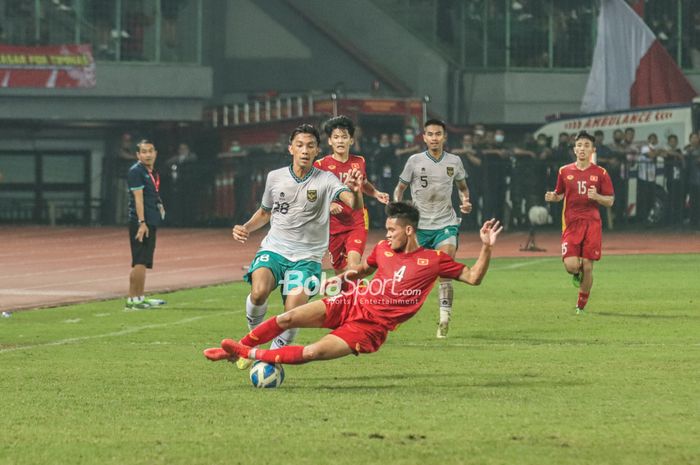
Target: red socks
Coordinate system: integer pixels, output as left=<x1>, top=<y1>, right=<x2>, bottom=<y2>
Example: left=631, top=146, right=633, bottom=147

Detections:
left=252, top=345, right=306, bottom=365
left=240, top=317, right=284, bottom=347
left=238, top=317, right=306, bottom=364
left=577, top=292, right=590, bottom=310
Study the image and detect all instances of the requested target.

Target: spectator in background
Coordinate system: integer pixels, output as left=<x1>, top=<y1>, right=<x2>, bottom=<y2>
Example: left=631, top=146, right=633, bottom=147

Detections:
left=543, top=132, right=574, bottom=225
left=663, top=134, right=685, bottom=225
left=480, top=128, right=509, bottom=223
left=121, top=2, right=152, bottom=61
left=509, top=133, right=539, bottom=229
left=637, top=133, right=660, bottom=224
left=594, top=130, right=617, bottom=227
left=453, top=132, right=482, bottom=229
left=685, top=132, right=700, bottom=228
left=688, top=11, right=700, bottom=69
left=165, top=142, right=198, bottom=226
left=472, top=123, right=486, bottom=146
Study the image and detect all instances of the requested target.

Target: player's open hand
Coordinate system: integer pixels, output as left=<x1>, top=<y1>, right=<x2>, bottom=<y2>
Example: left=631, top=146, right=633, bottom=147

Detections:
left=375, top=191, right=390, bottom=204
left=232, top=224, right=249, bottom=243
left=479, top=218, right=503, bottom=246
left=330, top=202, right=343, bottom=215
left=344, top=168, right=364, bottom=192
left=460, top=199, right=472, bottom=214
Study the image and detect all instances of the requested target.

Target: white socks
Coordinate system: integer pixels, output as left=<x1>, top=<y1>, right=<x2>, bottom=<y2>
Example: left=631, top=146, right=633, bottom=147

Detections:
left=438, top=281, right=453, bottom=324
left=245, top=294, right=268, bottom=330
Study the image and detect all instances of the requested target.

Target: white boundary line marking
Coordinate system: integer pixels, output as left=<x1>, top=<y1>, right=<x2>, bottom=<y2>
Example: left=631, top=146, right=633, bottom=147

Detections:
left=0, top=310, right=240, bottom=354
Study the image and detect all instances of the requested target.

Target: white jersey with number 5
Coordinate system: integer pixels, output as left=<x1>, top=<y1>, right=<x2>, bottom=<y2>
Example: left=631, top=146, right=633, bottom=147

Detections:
left=259, top=166, right=349, bottom=262
left=398, top=151, right=466, bottom=229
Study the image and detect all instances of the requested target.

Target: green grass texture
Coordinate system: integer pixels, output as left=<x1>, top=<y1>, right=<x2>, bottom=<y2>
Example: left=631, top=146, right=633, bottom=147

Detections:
left=1, top=254, right=699, bottom=465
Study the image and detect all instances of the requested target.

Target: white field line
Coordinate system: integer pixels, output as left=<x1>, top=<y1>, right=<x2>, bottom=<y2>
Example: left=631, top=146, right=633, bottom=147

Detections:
left=0, top=289, right=100, bottom=297
left=0, top=310, right=240, bottom=354
left=6, top=263, right=236, bottom=291
left=493, top=258, right=558, bottom=270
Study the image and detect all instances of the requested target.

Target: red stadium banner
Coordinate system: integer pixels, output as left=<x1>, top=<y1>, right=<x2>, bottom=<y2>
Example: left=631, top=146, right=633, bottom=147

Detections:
left=0, top=44, right=95, bottom=88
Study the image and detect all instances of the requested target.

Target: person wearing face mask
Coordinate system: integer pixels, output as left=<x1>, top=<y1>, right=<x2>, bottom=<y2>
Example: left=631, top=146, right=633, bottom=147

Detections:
left=453, top=132, right=483, bottom=229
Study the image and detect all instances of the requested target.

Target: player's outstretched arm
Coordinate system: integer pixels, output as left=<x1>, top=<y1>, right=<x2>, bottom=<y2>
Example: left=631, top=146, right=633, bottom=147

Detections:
left=232, top=208, right=271, bottom=243
left=457, top=219, right=502, bottom=286
left=362, top=180, right=390, bottom=204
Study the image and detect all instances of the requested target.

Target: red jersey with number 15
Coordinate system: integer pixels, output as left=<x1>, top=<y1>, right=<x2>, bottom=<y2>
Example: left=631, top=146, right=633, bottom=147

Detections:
left=555, top=163, right=614, bottom=229
left=314, top=154, right=367, bottom=233
left=357, top=240, right=465, bottom=330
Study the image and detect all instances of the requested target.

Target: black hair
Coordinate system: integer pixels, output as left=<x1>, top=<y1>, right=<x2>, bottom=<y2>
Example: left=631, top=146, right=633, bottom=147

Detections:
left=385, top=202, right=419, bottom=228
left=323, top=115, right=355, bottom=137
left=593, top=130, right=604, bottom=137
left=575, top=131, right=595, bottom=144
left=424, top=119, right=446, bottom=131
left=136, top=138, right=156, bottom=152
left=289, top=124, right=321, bottom=146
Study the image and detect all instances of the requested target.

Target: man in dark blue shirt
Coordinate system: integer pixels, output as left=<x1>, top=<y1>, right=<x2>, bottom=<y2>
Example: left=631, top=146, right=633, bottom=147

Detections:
left=126, top=139, right=167, bottom=310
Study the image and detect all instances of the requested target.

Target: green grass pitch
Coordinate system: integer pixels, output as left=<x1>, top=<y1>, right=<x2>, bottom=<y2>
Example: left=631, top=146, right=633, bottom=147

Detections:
left=1, top=254, right=699, bottom=465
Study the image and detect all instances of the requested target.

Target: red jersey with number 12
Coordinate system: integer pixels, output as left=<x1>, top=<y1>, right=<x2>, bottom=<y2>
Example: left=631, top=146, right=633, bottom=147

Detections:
left=314, top=154, right=367, bottom=233
left=358, top=240, right=465, bottom=330
left=555, top=163, right=614, bottom=229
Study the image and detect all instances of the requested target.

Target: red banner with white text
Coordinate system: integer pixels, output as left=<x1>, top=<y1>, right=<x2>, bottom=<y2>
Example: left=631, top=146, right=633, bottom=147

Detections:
left=0, top=44, right=95, bottom=88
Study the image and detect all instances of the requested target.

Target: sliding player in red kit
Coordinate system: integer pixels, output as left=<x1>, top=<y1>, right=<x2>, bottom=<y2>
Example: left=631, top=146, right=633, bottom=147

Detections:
left=545, top=131, right=614, bottom=314
left=314, top=116, right=389, bottom=274
left=203, top=202, right=501, bottom=366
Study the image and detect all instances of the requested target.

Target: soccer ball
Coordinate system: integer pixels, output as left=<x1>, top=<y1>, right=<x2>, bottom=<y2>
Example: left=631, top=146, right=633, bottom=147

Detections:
left=249, top=361, right=285, bottom=388
left=528, top=205, right=551, bottom=226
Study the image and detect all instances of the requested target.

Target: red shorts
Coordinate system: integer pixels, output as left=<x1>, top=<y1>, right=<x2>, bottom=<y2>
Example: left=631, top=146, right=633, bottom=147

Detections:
left=561, top=220, right=602, bottom=261
left=328, top=227, right=367, bottom=271
left=322, top=296, right=388, bottom=354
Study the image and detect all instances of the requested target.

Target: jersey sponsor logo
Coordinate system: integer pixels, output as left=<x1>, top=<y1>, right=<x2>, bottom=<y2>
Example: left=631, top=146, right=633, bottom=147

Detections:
left=567, top=175, right=574, bottom=180
left=280, top=192, right=285, bottom=198
left=384, top=251, right=394, bottom=257
left=307, top=190, right=318, bottom=202
left=446, top=167, right=454, bottom=177
left=590, top=175, right=598, bottom=181
left=417, top=258, right=429, bottom=265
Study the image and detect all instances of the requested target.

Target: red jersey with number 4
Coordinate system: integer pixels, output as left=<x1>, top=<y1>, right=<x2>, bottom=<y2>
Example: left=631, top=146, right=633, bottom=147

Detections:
left=314, top=154, right=367, bottom=233
left=359, top=240, right=465, bottom=330
left=555, top=163, right=614, bottom=229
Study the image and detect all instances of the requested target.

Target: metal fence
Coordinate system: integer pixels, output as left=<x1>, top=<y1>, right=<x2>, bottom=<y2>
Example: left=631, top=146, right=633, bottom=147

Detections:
left=0, top=0, right=202, bottom=63
left=374, top=0, right=700, bottom=71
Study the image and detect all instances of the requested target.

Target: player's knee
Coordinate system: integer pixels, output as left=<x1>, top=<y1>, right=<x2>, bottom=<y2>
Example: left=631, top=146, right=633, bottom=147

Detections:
left=582, top=260, right=594, bottom=273
left=249, top=287, right=269, bottom=305
left=302, top=345, right=322, bottom=361
left=564, top=262, right=580, bottom=274
left=276, top=312, right=294, bottom=328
